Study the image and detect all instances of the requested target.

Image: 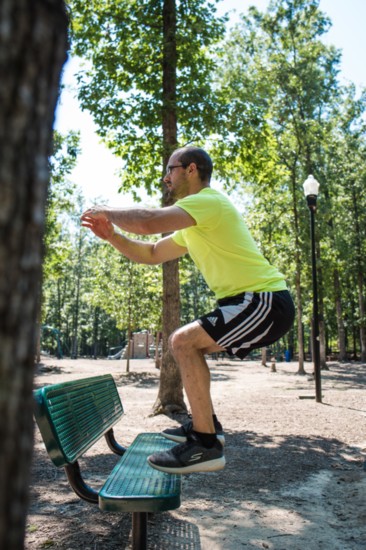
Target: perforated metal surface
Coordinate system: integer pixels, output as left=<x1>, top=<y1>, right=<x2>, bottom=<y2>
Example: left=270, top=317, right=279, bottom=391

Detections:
left=99, top=433, right=181, bottom=513
left=34, top=376, right=181, bottom=514
left=34, top=375, right=123, bottom=467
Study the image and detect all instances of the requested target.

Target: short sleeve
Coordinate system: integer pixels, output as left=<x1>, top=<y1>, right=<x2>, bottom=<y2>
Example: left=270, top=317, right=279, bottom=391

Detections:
left=175, top=190, right=221, bottom=228
left=171, top=230, right=186, bottom=247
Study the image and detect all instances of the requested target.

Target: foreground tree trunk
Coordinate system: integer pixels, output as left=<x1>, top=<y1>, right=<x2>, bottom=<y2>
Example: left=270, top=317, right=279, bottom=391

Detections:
left=0, top=1, right=68, bottom=547
left=153, top=0, right=186, bottom=415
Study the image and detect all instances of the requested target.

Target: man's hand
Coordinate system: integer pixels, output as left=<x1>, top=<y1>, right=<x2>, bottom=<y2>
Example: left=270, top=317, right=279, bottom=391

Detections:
left=81, top=213, right=115, bottom=241
left=81, top=206, right=109, bottom=221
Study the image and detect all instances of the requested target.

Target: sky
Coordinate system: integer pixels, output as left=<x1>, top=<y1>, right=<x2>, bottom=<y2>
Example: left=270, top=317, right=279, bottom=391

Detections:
left=55, top=0, right=366, bottom=205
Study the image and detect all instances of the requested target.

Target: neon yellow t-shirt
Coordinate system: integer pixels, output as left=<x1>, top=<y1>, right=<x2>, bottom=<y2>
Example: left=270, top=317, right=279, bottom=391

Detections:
left=172, top=188, right=287, bottom=299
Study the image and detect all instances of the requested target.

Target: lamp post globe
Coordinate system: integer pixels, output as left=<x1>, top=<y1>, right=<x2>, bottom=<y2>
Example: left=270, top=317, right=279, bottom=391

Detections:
left=303, top=175, right=320, bottom=209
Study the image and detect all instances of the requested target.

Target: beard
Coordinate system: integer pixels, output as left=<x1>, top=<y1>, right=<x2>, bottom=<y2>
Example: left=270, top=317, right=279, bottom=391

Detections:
left=170, top=181, right=190, bottom=201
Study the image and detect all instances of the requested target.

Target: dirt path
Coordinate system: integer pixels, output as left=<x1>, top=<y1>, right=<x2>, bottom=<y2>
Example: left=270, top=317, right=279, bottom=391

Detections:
left=27, top=356, right=366, bottom=549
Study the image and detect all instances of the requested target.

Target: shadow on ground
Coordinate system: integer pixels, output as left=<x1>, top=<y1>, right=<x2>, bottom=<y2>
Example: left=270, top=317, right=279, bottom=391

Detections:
left=27, top=425, right=364, bottom=549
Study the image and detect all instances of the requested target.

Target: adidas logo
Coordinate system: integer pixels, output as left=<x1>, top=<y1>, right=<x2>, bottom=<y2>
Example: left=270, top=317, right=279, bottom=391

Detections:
left=207, top=316, right=218, bottom=326
left=188, top=452, right=203, bottom=462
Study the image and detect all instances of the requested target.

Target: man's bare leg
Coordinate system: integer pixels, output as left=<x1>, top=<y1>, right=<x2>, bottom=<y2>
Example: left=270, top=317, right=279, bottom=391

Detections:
left=169, top=321, right=225, bottom=435
left=147, top=321, right=226, bottom=473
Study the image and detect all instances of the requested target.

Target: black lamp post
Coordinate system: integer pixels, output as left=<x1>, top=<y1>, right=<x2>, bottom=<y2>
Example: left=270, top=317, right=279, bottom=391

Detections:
left=303, top=175, right=322, bottom=403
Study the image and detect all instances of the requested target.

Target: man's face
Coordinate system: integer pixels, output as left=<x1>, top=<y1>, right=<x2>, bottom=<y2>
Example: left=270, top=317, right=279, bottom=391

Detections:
left=163, top=153, right=190, bottom=200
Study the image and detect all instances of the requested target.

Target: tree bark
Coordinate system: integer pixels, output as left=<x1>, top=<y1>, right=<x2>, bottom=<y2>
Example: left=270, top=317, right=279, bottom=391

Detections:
left=0, top=1, right=68, bottom=547
left=71, top=229, right=83, bottom=358
left=317, top=260, right=328, bottom=370
left=333, top=268, right=347, bottom=361
left=261, top=347, right=267, bottom=367
left=93, top=306, right=100, bottom=359
left=357, top=271, right=366, bottom=362
left=154, top=259, right=186, bottom=414
left=295, top=272, right=306, bottom=374
left=153, top=0, right=186, bottom=415
left=351, top=182, right=366, bottom=361
left=289, top=170, right=306, bottom=374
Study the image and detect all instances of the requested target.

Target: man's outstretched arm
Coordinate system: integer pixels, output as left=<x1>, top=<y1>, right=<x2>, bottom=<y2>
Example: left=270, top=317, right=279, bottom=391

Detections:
left=81, top=214, right=187, bottom=265
left=81, top=204, right=195, bottom=235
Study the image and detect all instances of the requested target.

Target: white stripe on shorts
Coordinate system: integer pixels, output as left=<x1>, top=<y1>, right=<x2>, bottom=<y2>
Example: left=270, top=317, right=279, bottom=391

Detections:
left=221, top=292, right=253, bottom=324
left=231, top=321, right=274, bottom=354
left=217, top=292, right=273, bottom=349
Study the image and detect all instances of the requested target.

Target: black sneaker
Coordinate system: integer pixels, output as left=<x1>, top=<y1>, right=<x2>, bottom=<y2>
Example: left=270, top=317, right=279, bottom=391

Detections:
left=148, top=434, right=225, bottom=474
left=161, top=418, right=225, bottom=445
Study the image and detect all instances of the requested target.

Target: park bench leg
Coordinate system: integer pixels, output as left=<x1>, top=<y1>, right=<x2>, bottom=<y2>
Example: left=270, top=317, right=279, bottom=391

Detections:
left=132, top=512, right=147, bottom=550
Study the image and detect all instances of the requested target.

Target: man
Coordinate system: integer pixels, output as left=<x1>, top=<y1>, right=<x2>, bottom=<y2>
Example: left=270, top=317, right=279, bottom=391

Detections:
left=81, top=146, right=295, bottom=475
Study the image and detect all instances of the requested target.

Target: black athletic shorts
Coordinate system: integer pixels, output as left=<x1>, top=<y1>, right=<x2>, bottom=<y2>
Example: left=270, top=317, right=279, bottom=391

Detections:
left=198, top=290, right=295, bottom=360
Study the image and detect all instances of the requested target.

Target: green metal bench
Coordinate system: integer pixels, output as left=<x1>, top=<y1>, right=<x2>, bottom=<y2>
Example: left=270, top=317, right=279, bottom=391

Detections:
left=33, top=374, right=181, bottom=549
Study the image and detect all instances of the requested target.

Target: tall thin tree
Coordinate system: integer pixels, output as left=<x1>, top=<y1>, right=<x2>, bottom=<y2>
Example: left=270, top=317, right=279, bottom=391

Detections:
left=70, top=0, right=226, bottom=413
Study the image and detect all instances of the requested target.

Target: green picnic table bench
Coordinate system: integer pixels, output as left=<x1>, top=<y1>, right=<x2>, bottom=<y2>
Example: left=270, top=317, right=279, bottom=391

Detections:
left=33, top=374, right=181, bottom=550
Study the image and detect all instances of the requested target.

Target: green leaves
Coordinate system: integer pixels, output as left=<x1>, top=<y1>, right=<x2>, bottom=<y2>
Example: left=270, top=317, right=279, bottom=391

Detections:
left=43, top=131, right=81, bottom=280
left=213, top=0, right=366, bottom=358
left=69, top=0, right=227, bottom=192
left=41, top=0, right=365, bottom=359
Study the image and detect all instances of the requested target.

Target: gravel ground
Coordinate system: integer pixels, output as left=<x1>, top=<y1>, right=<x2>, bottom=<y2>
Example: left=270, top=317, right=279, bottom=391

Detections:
left=26, top=356, right=366, bottom=549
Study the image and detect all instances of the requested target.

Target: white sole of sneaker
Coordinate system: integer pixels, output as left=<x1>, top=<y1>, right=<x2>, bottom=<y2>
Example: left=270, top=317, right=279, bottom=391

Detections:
left=147, top=456, right=226, bottom=475
left=161, top=432, right=226, bottom=446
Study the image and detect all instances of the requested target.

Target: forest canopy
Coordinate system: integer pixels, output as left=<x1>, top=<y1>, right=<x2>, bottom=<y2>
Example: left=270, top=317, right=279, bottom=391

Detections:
left=42, top=0, right=366, bottom=366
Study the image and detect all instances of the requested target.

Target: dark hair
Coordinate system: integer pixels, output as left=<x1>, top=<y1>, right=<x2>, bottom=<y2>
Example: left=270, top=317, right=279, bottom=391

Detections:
left=176, top=146, right=213, bottom=182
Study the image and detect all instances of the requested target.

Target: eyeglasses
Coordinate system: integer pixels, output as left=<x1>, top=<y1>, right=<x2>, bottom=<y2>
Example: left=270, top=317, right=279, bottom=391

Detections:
left=166, top=164, right=187, bottom=175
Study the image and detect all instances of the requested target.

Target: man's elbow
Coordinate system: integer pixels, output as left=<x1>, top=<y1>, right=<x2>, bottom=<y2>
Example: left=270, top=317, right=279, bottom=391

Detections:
left=143, top=248, right=163, bottom=265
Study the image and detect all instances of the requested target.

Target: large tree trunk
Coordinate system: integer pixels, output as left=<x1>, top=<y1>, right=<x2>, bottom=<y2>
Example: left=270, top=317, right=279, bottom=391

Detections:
left=0, top=1, right=68, bottom=547
left=155, top=260, right=186, bottom=414
left=153, top=0, right=186, bottom=415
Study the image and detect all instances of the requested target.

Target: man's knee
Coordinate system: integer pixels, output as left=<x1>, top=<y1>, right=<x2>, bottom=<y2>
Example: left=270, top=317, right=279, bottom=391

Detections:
left=169, top=322, right=222, bottom=356
left=168, top=327, right=188, bottom=356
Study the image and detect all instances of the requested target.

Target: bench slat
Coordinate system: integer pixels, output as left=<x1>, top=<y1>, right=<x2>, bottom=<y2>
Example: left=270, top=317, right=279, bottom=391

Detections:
left=34, top=375, right=123, bottom=467
left=99, top=433, right=181, bottom=513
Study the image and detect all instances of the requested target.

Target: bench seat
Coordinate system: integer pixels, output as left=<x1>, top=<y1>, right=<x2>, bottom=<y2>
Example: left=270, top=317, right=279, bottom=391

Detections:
left=99, top=432, right=181, bottom=513
left=33, top=374, right=181, bottom=549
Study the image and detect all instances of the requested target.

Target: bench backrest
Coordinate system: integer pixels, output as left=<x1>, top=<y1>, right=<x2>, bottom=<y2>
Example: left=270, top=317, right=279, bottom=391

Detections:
left=34, top=374, right=123, bottom=467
